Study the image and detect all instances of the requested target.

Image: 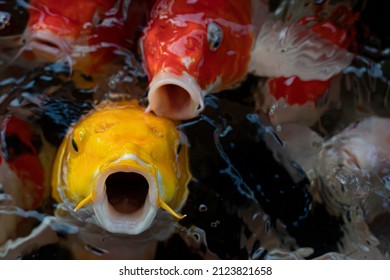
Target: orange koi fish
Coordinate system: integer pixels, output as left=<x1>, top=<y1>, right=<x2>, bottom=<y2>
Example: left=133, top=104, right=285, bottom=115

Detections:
left=19, top=0, right=152, bottom=74
left=141, top=0, right=261, bottom=120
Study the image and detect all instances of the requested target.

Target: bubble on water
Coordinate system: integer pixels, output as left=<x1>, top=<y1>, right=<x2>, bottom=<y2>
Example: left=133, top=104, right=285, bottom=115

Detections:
left=192, top=232, right=200, bottom=243
left=198, top=204, right=208, bottom=212
left=182, top=226, right=210, bottom=253
left=210, top=220, right=220, bottom=228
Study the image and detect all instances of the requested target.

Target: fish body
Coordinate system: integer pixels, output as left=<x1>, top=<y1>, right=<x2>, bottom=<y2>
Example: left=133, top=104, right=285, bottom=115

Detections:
left=19, top=0, right=150, bottom=74
left=51, top=100, right=191, bottom=235
left=320, top=117, right=390, bottom=188
left=0, top=115, right=46, bottom=210
left=276, top=116, right=390, bottom=219
left=141, top=0, right=256, bottom=120
left=317, top=117, right=390, bottom=224
left=257, top=13, right=358, bottom=126
left=0, top=115, right=48, bottom=244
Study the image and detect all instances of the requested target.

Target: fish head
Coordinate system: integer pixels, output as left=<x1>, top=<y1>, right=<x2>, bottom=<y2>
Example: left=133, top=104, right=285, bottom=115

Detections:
left=52, top=101, right=191, bottom=235
left=261, top=15, right=357, bottom=125
left=142, top=0, right=254, bottom=120
left=23, top=0, right=121, bottom=72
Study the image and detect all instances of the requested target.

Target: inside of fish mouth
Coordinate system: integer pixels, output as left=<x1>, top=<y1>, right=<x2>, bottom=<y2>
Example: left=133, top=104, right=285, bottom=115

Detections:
left=157, top=84, right=193, bottom=114
left=105, top=172, right=149, bottom=214
left=31, top=37, right=62, bottom=52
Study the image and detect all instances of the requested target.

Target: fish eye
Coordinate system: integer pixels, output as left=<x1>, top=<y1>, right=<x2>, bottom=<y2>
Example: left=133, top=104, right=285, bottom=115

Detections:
left=207, top=22, right=223, bottom=51
left=71, top=138, right=79, bottom=152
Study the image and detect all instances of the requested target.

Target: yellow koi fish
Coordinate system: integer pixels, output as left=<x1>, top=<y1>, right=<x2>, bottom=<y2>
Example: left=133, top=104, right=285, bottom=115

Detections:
left=51, top=100, right=191, bottom=235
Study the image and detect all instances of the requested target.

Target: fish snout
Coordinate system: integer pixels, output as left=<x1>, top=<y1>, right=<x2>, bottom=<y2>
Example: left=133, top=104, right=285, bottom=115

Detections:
left=27, top=31, right=72, bottom=62
left=147, top=71, right=204, bottom=120
left=93, top=166, right=159, bottom=235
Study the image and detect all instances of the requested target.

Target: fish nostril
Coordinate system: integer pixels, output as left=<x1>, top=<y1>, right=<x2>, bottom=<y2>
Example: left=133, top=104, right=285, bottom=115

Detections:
left=105, top=172, right=149, bottom=215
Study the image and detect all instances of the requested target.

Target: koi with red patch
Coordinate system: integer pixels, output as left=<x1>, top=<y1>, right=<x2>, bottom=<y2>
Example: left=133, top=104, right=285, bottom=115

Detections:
left=18, top=0, right=152, bottom=74
left=259, top=11, right=359, bottom=125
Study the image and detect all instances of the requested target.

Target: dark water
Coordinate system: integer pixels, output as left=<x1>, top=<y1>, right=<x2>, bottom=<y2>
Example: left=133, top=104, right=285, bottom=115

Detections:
left=0, top=0, right=389, bottom=259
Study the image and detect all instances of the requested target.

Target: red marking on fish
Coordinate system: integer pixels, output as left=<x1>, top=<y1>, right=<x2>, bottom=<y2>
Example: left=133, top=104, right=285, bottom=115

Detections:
left=268, top=12, right=359, bottom=106
left=268, top=76, right=330, bottom=106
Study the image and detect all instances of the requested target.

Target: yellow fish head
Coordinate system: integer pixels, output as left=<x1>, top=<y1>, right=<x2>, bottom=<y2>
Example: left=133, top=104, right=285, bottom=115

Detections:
left=51, top=100, right=191, bottom=235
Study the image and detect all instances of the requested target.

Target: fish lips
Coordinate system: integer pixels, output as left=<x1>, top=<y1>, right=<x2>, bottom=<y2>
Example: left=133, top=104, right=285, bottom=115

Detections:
left=147, top=70, right=205, bottom=120
left=92, top=155, right=159, bottom=235
left=26, top=30, right=72, bottom=61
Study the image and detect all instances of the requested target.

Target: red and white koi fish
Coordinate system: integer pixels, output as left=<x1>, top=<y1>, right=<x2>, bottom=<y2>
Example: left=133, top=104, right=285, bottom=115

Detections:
left=256, top=6, right=359, bottom=126
left=141, top=0, right=354, bottom=120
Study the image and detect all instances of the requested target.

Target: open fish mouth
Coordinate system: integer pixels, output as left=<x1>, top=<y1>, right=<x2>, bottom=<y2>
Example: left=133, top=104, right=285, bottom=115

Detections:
left=105, top=172, right=149, bottom=214
left=27, top=31, right=72, bottom=61
left=91, top=156, right=159, bottom=235
left=147, top=71, right=205, bottom=120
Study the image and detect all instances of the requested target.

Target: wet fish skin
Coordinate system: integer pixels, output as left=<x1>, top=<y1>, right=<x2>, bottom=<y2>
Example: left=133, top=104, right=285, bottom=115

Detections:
left=52, top=100, right=191, bottom=236
left=141, top=0, right=355, bottom=121
left=13, top=0, right=152, bottom=74
left=141, top=0, right=256, bottom=120
left=256, top=9, right=359, bottom=126
left=0, top=66, right=95, bottom=247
